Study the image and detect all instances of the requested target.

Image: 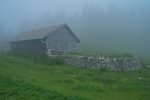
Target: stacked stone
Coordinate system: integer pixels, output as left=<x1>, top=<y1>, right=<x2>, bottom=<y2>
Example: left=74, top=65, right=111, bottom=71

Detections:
left=64, top=55, right=143, bottom=71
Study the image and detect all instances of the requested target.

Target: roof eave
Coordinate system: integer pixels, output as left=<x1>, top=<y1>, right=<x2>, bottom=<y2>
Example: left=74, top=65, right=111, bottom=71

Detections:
left=11, top=37, right=44, bottom=42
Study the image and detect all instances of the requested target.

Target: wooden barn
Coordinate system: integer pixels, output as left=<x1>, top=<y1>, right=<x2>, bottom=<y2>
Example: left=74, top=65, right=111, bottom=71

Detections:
left=11, top=24, right=80, bottom=55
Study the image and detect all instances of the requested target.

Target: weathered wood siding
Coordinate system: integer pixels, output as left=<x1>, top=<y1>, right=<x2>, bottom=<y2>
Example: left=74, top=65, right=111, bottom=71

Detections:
left=46, top=27, right=78, bottom=52
left=11, top=39, right=46, bottom=54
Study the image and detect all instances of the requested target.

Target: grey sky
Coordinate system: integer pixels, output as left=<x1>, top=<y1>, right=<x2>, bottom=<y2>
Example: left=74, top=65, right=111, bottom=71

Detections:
left=0, top=0, right=149, bottom=30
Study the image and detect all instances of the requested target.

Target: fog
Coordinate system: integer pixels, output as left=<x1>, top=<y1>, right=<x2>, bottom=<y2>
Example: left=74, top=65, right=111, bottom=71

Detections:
left=0, top=0, right=150, bottom=58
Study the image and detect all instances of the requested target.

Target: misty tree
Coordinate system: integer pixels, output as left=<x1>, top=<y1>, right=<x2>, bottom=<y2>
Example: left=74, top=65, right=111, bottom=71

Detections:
left=17, top=18, right=35, bottom=33
left=36, top=13, right=55, bottom=27
left=54, top=10, right=67, bottom=24
left=0, top=21, right=5, bottom=50
left=6, top=28, right=15, bottom=41
left=36, top=11, right=67, bottom=28
left=0, top=21, right=5, bottom=41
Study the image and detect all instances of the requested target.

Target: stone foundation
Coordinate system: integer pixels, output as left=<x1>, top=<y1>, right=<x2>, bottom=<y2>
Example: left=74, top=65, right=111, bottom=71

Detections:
left=64, top=55, right=143, bottom=71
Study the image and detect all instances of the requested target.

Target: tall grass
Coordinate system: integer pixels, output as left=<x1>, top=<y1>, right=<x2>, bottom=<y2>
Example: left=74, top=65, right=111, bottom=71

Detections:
left=0, top=53, right=149, bottom=100
left=6, top=53, right=65, bottom=65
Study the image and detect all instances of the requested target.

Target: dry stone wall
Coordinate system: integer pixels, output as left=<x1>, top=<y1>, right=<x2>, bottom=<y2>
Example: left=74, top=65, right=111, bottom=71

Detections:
left=64, top=55, right=143, bottom=71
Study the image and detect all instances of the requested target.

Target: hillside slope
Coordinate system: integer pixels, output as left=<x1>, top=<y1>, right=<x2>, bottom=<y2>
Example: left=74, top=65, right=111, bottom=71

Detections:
left=0, top=54, right=150, bottom=100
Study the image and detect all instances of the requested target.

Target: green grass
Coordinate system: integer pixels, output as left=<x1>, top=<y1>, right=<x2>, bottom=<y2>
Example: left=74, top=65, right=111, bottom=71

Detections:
left=0, top=54, right=150, bottom=100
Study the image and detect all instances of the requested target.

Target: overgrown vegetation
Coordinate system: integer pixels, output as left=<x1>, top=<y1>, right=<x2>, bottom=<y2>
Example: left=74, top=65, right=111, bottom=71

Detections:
left=0, top=53, right=150, bottom=100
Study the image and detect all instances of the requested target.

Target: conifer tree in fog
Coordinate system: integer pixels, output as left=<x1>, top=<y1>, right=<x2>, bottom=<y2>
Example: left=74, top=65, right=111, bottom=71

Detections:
left=0, top=21, right=5, bottom=42
left=17, top=18, right=35, bottom=34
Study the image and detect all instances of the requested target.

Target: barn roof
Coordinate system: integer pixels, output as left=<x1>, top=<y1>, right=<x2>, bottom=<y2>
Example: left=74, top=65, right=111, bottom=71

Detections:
left=12, top=24, right=80, bottom=42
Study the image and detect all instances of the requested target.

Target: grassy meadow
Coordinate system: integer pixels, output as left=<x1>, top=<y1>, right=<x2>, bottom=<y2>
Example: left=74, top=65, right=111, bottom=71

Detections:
left=0, top=53, right=150, bottom=100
